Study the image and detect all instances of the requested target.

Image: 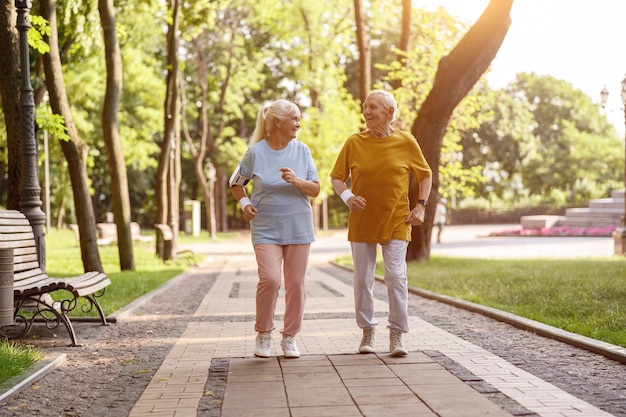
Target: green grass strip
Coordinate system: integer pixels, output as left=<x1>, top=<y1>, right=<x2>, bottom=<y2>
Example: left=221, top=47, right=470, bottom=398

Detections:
left=0, top=339, right=42, bottom=384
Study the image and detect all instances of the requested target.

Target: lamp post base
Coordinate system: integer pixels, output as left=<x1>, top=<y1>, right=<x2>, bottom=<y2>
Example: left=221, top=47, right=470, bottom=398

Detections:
left=613, top=227, right=626, bottom=255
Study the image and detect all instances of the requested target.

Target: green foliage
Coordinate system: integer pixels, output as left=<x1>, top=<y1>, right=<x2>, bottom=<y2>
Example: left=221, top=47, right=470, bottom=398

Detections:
left=0, top=339, right=42, bottom=385
left=461, top=72, right=623, bottom=207
left=28, top=15, right=51, bottom=54
left=36, top=107, right=69, bottom=142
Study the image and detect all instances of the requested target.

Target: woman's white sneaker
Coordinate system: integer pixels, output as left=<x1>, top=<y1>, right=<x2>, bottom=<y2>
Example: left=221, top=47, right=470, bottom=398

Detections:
left=255, top=332, right=272, bottom=358
left=281, top=335, right=300, bottom=358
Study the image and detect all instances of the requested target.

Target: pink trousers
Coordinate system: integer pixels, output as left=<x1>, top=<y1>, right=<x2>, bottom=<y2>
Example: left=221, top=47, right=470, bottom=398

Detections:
left=253, top=243, right=310, bottom=337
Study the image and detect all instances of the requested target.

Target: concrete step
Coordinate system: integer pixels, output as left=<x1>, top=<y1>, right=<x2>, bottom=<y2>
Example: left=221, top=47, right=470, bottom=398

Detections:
left=589, top=198, right=624, bottom=210
left=565, top=207, right=623, bottom=219
left=521, top=189, right=625, bottom=230
left=558, top=218, right=620, bottom=228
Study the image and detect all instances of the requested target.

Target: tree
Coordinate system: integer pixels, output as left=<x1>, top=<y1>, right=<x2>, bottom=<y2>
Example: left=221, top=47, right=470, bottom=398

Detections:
left=408, top=0, right=514, bottom=261
left=353, top=0, right=371, bottom=102
left=99, top=0, right=134, bottom=270
left=0, top=0, right=23, bottom=211
left=460, top=74, right=623, bottom=208
left=155, top=0, right=182, bottom=260
left=40, top=0, right=104, bottom=272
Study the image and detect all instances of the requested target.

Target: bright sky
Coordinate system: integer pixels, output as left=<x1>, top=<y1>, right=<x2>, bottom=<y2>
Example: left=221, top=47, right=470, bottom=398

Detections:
left=420, top=0, right=626, bottom=135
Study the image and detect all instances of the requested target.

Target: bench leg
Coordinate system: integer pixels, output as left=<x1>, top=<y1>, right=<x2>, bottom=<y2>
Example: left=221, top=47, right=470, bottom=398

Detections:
left=5, top=295, right=82, bottom=347
left=83, top=293, right=109, bottom=326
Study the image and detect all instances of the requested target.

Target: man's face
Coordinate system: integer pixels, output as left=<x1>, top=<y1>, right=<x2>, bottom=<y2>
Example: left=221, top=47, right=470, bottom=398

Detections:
left=362, top=94, right=392, bottom=131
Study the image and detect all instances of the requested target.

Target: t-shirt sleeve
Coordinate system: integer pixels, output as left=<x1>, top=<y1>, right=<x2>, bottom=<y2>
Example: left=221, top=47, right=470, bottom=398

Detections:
left=305, top=146, right=319, bottom=182
left=409, top=138, right=432, bottom=180
left=330, top=139, right=350, bottom=181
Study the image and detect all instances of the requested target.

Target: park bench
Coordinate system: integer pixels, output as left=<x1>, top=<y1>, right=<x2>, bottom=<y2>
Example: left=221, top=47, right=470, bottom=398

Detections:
left=0, top=210, right=111, bottom=346
left=70, top=222, right=154, bottom=246
left=98, top=222, right=154, bottom=244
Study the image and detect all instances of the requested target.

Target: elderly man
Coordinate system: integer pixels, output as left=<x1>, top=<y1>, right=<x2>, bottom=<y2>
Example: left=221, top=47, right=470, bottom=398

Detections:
left=330, top=90, right=432, bottom=357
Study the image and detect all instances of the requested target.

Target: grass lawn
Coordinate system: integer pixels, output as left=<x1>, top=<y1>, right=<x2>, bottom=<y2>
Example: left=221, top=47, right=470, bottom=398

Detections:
left=334, top=255, right=626, bottom=348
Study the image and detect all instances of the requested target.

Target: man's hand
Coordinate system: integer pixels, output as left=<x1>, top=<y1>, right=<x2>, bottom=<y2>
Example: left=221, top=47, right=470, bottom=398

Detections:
left=405, top=205, right=425, bottom=226
left=347, top=195, right=367, bottom=213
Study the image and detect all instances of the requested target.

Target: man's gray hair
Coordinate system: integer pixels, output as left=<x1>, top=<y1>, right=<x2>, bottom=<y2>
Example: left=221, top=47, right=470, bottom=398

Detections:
left=368, top=90, right=398, bottom=122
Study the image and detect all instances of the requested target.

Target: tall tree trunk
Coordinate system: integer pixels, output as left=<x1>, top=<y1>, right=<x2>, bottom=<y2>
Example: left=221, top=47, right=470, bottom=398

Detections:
left=40, top=0, right=104, bottom=273
left=0, top=1, right=22, bottom=211
left=156, top=0, right=181, bottom=260
left=391, top=0, right=412, bottom=90
left=98, top=0, right=134, bottom=270
left=353, top=0, right=371, bottom=103
left=407, top=0, right=514, bottom=261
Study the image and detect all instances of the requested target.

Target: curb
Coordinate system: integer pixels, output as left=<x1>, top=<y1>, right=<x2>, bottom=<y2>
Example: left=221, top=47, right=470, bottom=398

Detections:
left=329, top=261, right=626, bottom=365
left=0, top=353, right=66, bottom=403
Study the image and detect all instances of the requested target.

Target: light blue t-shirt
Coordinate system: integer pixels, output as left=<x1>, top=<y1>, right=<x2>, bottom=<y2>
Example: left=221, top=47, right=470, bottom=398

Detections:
left=237, top=140, right=319, bottom=245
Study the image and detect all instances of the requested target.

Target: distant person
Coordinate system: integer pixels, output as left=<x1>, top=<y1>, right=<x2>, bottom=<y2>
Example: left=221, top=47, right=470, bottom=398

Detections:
left=434, top=198, right=449, bottom=244
left=330, top=90, right=432, bottom=357
left=229, top=99, right=320, bottom=359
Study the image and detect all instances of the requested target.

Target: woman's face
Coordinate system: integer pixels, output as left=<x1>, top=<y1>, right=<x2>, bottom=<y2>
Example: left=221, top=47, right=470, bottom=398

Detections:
left=362, top=94, right=393, bottom=131
left=275, top=111, right=301, bottom=139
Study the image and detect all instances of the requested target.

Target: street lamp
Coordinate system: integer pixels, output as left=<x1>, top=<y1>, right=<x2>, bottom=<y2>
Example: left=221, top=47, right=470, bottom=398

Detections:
left=600, top=75, right=626, bottom=255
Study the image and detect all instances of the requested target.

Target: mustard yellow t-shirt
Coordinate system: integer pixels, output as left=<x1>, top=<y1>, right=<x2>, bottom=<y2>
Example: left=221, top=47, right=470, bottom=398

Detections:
left=330, top=129, right=432, bottom=243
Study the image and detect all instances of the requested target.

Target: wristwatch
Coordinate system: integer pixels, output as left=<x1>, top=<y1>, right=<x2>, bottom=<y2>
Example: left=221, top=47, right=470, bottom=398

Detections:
left=417, top=199, right=427, bottom=207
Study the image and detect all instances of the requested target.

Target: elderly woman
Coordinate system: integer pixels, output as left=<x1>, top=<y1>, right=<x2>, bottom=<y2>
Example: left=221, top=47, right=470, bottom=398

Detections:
left=230, top=99, right=320, bottom=359
left=330, top=90, right=432, bottom=357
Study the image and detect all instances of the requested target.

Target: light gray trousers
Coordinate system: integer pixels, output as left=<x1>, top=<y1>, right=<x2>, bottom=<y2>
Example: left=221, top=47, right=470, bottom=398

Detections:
left=350, top=240, right=409, bottom=334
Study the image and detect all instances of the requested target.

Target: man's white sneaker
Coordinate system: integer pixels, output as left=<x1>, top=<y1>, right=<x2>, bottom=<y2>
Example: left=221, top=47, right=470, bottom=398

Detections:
left=281, top=335, right=300, bottom=358
left=389, top=331, right=408, bottom=357
left=255, top=332, right=272, bottom=358
left=358, top=328, right=376, bottom=354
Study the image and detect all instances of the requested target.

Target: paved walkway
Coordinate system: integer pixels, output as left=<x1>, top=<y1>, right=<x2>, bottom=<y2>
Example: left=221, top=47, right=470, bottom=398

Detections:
left=124, top=226, right=618, bottom=417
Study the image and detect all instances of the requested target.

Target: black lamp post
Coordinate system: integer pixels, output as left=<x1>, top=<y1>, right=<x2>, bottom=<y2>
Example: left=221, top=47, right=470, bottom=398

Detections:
left=16, top=0, right=46, bottom=270
left=600, top=76, right=626, bottom=255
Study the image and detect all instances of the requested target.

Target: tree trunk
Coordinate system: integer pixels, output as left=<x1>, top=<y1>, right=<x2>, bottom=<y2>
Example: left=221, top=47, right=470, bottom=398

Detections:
left=391, top=0, right=412, bottom=90
left=353, top=0, right=371, bottom=103
left=40, top=0, right=104, bottom=273
left=156, top=0, right=181, bottom=260
left=407, top=0, right=514, bottom=261
left=0, top=1, right=22, bottom=211
left=98, top=0, right=134, bottom=270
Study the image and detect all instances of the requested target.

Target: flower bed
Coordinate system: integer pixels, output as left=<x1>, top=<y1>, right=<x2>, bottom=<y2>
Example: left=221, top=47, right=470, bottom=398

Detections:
left=489, top=225, right=616, bottom=237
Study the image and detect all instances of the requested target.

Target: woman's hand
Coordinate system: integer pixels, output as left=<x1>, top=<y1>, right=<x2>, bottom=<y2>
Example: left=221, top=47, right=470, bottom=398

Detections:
left=242, top=204, right=258, bottom=222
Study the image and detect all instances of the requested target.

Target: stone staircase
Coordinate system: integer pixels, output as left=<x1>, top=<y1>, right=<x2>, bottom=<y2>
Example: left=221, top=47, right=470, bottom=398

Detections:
left=521, top=189, right=625, bottom=229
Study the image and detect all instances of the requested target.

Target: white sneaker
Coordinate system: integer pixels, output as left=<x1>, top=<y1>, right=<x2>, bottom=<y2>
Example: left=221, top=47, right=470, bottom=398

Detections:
left=281, top=335, right=300, bottom=358
left=255, top=332, right=272, bottom=358
left=389, top=331, right=408, bottom=357
left=358, top=328, right=376, bottom=354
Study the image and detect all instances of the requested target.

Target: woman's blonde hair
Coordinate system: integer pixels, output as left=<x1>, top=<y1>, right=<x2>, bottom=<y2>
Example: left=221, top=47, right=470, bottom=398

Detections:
left=249, top=99, right=300, bottom=145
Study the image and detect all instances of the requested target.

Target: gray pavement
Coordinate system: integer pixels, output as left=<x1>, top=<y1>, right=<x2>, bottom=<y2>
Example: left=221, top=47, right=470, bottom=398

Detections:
left=1, top=224, right=625, bottom=417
